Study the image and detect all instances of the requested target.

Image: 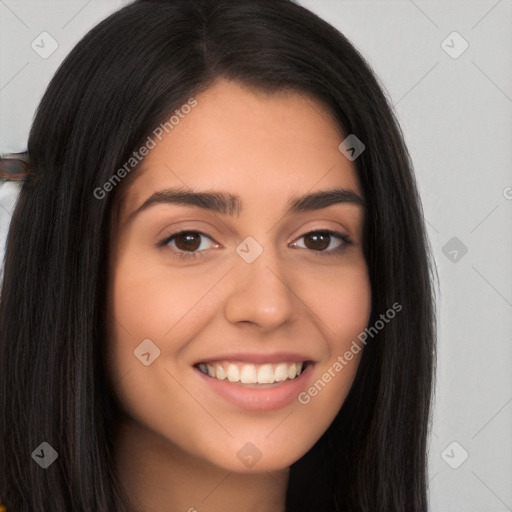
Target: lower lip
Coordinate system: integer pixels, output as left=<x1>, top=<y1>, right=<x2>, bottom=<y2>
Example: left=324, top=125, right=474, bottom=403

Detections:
left=194, top=363, right=314, bottom=411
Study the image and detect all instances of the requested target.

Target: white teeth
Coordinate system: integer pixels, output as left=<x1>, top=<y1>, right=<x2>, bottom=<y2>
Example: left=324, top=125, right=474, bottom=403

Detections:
left=257, top=364, right=274, bottom=384
left=215, top=365, right=226, bottom=380
left=197, top=361, right=306, bottom=384
left=206, top=364, right=216, bottom=377
left=287, top=363, right=298, bottom=379
left=274, top=363, right=289, bottom=382
left=240, top=364, right=257, bottom=384
left=227, top=365, right=240, bottom=383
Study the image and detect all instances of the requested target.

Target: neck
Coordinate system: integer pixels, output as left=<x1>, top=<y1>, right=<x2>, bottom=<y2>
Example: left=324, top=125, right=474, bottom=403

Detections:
left=113, top=418, right=289, bottom=512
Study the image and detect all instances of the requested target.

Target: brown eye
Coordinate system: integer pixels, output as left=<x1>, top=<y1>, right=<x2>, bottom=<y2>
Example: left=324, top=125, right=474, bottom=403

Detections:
left=158, top=230, right=219, bottom=261
left=173, top=232, right=202, bottom=252
left=303, top=231, right=331, bottom=251
left=291, top=230, right=351, bottom=255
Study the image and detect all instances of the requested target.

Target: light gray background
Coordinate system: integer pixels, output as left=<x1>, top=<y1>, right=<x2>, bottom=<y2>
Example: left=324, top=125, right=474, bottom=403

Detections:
left=1, top=1, right=511, bottom=510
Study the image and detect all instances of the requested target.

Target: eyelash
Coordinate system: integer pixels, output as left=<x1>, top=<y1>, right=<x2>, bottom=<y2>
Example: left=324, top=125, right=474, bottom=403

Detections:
left=157, top=229, right=353, bottom=261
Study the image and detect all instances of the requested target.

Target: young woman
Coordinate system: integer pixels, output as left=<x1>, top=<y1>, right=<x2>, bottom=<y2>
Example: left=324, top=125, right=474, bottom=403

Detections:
left=0, top=0, right=437, bottom=510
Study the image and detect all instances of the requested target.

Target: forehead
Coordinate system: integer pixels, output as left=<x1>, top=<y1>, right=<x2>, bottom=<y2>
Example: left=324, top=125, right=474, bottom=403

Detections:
left=119, top=78, right=361, bottom=220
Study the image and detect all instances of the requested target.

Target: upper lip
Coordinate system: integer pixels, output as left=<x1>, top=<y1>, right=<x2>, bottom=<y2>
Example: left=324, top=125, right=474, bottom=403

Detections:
left=194, top=352, right=315, bottom=365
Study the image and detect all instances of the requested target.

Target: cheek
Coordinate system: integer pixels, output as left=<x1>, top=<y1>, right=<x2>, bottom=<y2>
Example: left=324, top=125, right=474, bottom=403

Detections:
left=107, top=247, right=231, bottom=349
left=294, top=264, right=371, bottom=417
left=104, top=254, right=213, bottom=437
left=299, top=258, right=372, bottom=346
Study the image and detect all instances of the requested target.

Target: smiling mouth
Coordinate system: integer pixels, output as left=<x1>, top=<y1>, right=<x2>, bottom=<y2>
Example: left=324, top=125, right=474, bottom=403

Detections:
left=194, top=361, right=310, bottom=385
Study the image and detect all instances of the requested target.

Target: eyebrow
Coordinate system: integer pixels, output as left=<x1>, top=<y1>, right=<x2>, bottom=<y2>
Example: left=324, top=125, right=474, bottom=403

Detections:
left=124, top=186, right=365, bottom=225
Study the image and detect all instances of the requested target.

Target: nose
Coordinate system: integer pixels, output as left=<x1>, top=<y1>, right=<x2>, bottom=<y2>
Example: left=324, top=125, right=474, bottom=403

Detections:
left=223, top=245, right=299, bottom=331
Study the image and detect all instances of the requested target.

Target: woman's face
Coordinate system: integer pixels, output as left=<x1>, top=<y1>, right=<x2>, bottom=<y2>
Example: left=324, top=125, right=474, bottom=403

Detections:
left=106, top=78, right=371, bottom=473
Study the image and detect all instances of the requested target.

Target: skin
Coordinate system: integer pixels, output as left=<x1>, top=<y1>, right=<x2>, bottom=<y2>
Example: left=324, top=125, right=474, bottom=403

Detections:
left=105, top=78, right=371, bottom=512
